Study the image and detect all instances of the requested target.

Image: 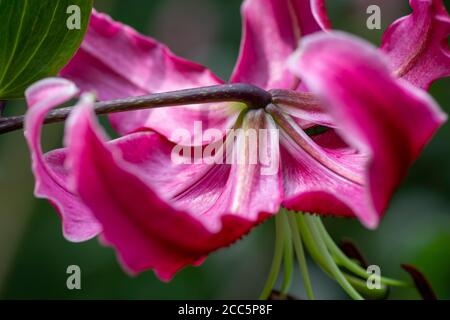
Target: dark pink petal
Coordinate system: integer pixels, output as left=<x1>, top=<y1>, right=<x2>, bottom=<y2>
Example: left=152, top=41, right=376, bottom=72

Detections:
left=286, top=32, right=446, bottom=228
left=61, top=11, right=238, bottom=143
left=65, top=102, right=283, bottom=279
left=281, top=135, right=369, bottom=220
left=381, top=0, right=450, bottom=89
left=269, top=106, right=370, bottom=223
left=311, top=0, right=332, bottom=30
left=231, top=0, right=329, bottom=89
left=24, top=78, right=101, bottom=241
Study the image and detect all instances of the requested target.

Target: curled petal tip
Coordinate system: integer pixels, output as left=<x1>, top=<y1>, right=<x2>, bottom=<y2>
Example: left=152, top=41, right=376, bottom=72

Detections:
left=25, top=78, right=79, bottom=108
left=24, top=77, right=101, bottom=242
left=360, top=214, right=379, bottom=230
left=381, top=0, right=450, bottom=88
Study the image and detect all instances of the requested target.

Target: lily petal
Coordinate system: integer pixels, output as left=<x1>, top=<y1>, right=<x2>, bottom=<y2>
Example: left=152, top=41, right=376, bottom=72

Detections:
left=231, top=0, right=329, bottom=89
left=24, top=78, right=101, bottom=242
left=381, top=0, right=450, bottom=89
left=268, top=106, right=371, bottom=223
left=270, top=89, right=335, bottom=128
left=64, top=102, right=283, bottom=279
left=311, top=0, right=332, bottom=30
left=287, top=32, right=446, bottom=228
left=61, top=10, right=238, bottom=143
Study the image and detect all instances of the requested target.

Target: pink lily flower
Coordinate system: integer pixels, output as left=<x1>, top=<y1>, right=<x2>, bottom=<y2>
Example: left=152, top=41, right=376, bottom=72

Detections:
left=25, top=0, right=448, bottom=280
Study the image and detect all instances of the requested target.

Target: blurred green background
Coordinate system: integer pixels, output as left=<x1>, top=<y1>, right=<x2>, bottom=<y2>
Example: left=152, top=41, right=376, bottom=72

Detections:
left=0, top=0, right=449, bottom=299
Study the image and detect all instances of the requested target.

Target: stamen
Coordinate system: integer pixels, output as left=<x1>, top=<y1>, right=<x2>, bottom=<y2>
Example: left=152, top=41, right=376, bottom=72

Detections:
left=280, top=212, right=294, bottom=297
left=286, top=210, right=315, bottom=300
left=259, top=213, right=285, bottom=300
left=298, top=214, right=364, bottom=300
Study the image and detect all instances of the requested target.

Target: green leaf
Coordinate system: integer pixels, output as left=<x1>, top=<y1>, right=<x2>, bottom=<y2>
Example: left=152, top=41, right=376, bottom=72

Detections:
left=0, top=0, right=93, bottom=99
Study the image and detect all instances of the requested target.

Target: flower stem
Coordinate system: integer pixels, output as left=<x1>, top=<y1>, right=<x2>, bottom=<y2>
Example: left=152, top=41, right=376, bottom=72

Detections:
left=259, top=214, right=285, bottom=300
left=287, top=211, right=315, bottom=300
left=0, top=83, right=272, bottom=135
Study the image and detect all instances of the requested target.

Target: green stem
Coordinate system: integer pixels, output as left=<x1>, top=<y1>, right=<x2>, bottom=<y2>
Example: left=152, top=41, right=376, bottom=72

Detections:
left=279, top=211, right=294, bottom=297
left=259, top=214, right=285, bottom=300
left=299, top=214, right=364, bottom=300
left=315, top=218, right=408, bottom=287
left=287, top=211, right=315, bottom=300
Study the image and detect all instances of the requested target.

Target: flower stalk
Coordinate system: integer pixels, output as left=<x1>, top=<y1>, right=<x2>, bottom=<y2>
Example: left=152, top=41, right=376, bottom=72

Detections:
left=0, top=83, right=272, bottom=135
